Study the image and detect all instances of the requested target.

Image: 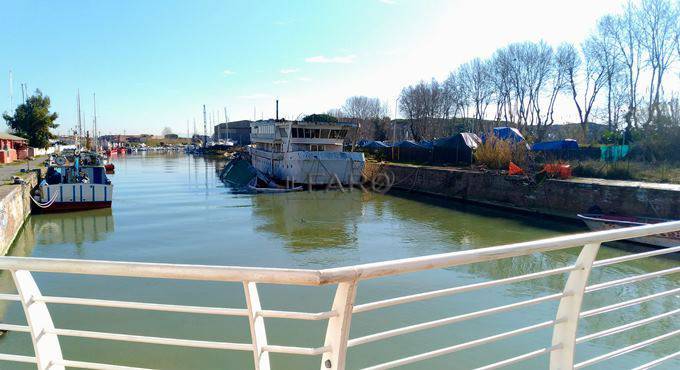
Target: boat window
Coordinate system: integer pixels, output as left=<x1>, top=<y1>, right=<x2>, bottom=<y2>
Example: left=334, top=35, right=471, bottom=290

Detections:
left=320, top=129, right=330, bottom=139
left=311, top=129, right=320, bottom=138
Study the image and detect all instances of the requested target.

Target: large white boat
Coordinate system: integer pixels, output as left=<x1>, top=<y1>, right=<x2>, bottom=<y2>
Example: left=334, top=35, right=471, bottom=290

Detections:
left=249, top=120, right=364, bottom=185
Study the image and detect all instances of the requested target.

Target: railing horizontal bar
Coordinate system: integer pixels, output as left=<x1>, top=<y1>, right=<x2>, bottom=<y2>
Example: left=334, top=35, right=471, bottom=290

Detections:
left=577, top=308, right=680, bottom=344
left=473, top=344, right=562, bottom=370
left=580, top=287, right=680, bottom=318
left=593, top=245, right=680, bottom=268
left=319, top=221, right=680, bottom=284
left=0, top=257, right=322, bottom=285
left=48, top=328, right=253, bottom=351
left=0, top=353, right=36, bottom=364
left=1, top=221, right=677, bottom=286
left=0, top=293, right=20, bottom=301
left=574, top=328, right=680, bottom=369
left=348, top=292, right=565, bottom=347
left=257, top=309, right=336, bottom=321
left=0, top=323, right=31, bottom=333
left=585, top=266, right=680, bottom=293
left=261, top=344, right=330, bottom=356
left=53, top=359, right=153, bottom=370
left=38, top=295, right=249, bottom=316
left=631, top=350, right=680, bottom=370
left=363, top=320, right=558, bottom=370
left=354, top=265, right=576, bottom=313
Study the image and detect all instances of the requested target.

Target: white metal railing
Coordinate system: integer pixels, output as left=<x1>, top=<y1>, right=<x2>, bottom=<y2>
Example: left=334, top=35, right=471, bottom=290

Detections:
left=0, top=221, right=677, bottom=369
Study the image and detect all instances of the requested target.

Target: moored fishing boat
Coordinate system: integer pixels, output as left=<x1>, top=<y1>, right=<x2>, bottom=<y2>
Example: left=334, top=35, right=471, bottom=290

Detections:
left=33, top=151, right=113, bottom=213
left=577, top=213, right=680, bottom=248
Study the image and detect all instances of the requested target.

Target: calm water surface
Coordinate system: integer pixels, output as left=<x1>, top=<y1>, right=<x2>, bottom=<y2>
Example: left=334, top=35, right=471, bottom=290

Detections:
left=0, top=153, right=677, bottom=369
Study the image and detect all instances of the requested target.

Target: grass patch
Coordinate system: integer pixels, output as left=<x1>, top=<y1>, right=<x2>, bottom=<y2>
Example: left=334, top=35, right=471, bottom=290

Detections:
left=573, top=160, right=680, bottom=183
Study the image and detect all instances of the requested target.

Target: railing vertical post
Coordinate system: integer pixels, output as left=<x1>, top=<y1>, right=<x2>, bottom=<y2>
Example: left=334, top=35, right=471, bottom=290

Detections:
left=320, top=281, right=358, bottom=370
left=243, top=281, right=270, bottom=370
left=550, top=243, right=601, bottom=370
left=11, top=270, right=64, bottom=370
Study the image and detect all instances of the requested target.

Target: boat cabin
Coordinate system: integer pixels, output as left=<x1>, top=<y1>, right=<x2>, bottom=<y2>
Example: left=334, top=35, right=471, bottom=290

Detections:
left=250, top=120, right=356, bottom=153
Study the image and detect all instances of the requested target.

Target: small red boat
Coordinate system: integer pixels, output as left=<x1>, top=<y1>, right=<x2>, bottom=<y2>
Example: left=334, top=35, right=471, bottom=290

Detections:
left=578, top=213, right=680, bottom=248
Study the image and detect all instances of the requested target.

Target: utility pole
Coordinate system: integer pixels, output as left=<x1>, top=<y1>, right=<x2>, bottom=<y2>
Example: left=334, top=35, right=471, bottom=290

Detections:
left=202, top=105, right=207, bottom=148
left=276, top=99, right=279, bottom=120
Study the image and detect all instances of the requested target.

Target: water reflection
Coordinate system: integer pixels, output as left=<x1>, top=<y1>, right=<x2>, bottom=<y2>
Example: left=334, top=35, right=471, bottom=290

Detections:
left=31, top=209, right=115, bottom=247
left=252, top=191, right=363, bottom=251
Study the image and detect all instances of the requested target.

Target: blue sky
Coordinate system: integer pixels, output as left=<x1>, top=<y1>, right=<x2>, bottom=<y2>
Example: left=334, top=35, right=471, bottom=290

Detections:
left=2, top=0, right=628, bottom=136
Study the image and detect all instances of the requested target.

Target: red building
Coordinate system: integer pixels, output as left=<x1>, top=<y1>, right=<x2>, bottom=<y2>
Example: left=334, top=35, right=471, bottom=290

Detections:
left=0, top=132, right=28, bottom=164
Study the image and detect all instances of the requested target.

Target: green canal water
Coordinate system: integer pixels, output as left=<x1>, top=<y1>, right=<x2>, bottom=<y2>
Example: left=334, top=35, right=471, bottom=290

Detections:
left=0, top=153, right=677, bottom=369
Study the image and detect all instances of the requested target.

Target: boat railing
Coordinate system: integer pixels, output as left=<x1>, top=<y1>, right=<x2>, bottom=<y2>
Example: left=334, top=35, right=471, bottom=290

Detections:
left=0, top=221, right=678, bottom=369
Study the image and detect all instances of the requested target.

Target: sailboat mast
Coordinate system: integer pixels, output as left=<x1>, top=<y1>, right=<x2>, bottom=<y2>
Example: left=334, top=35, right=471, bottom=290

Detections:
left=8, top=70, right=12, bottom=112
left=93, top=93, right=98, bottom=152
left=202, top=105, right=207, bottom=149
left=224, top=107, right=229, bottom=141
left=77, top=89, right=82, bottom=149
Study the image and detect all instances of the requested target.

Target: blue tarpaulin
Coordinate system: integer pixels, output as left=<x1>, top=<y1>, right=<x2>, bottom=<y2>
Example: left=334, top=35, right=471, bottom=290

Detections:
left=531, top=139, right=579, bottom=151
left=363, top=141, right=389, bottom=150
left=492, top=127, right=525, bottom=143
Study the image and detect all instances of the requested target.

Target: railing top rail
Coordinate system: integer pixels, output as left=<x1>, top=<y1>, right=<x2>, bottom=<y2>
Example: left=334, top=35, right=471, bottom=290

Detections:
left=317, top=220, right=680, bottom=284
left=0, top=220, right=678, bottom=286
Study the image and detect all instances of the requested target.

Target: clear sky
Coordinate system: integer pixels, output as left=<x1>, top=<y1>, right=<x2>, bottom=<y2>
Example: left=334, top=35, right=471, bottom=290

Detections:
left=2, top=0, right=629, bottom=136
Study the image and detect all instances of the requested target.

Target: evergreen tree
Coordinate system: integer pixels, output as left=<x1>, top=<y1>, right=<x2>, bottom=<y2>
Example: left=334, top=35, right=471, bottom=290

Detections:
left=3, top=90, right=59, bottom=148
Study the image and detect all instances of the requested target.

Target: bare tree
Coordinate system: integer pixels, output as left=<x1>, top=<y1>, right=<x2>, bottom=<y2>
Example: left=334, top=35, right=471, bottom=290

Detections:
left=592, top=17, right=626, bottom=130
left=161, top=126, right=173, bottom=136
left=636, top=0, right=679, bottom=124
left=340, top=96, right=388, bottom=139
left=490, top=49, right=514, bottom=123
left=563, top=42, right=608, bottom=139
left=399, top=80, right=448, bottom=140
left=600, top=6, right=644, bottom=132
left=458, top=58, right=494, bottom=130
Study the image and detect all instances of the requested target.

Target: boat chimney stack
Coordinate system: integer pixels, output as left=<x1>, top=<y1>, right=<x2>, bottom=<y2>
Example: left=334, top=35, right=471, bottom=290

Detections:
left=276, top=99, right=279, bottom=121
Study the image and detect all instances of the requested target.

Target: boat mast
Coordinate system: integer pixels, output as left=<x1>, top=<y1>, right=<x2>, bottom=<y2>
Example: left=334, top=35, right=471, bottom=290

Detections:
left=93, top=92, right=98, bottom=152
left=8, top=70, right=12, bottom=112
left=76, top=89, right=82, bottom=150
left=202, top=105, right=207, bottom=149
left=224, top=107, right=229, bottom=142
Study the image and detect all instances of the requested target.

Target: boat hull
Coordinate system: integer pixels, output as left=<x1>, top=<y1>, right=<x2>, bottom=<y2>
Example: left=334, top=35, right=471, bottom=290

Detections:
left=32, top=201, right=112, bottom=214
left=578, top=214, right=680, bottom=248
left=36, top=183, right=114, bottom=214
left=250, top=149, right=364, bottom=185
